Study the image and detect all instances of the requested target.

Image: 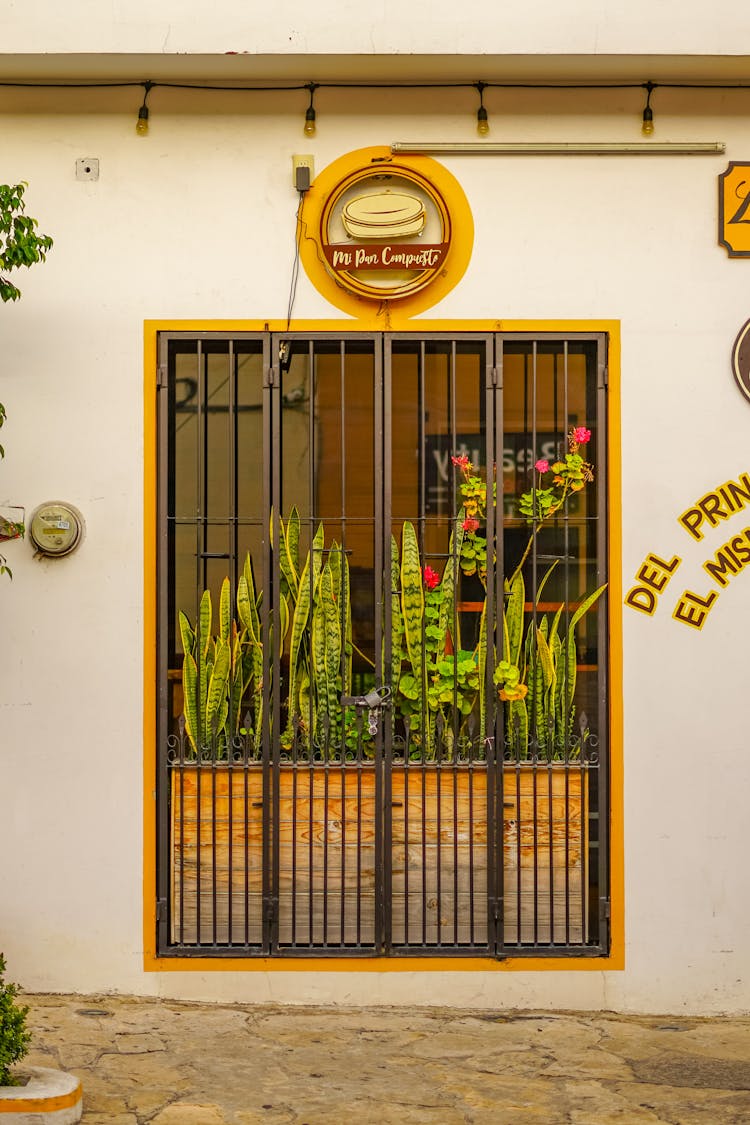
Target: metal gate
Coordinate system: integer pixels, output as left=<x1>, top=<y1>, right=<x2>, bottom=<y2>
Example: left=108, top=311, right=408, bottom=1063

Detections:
left=156, top=331, right=609, bottom=957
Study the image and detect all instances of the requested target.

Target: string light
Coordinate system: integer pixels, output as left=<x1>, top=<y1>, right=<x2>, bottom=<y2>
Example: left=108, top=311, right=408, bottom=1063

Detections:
left=475, top=82, right=489, bottom=136
left=641, top=81, right=655, bottom=136
left=304, top=82, right=318, bottom=137
left=0, top=76, right=741, bottom=136
left=135, top=81, right=153, bottom=136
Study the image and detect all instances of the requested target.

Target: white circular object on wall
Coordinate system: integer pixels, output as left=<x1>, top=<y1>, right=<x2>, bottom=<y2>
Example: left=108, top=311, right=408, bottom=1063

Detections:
left=29, top=501, right=84, bottom=557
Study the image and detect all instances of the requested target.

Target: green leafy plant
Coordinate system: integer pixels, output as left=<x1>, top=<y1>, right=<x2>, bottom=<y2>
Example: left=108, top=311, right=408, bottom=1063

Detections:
left=178, top=425, right=605, bottom=765
left=0, top=406, right=25, bottom=578
left=390, top=517, right=481, bottom=757
left=453, top=426, right=606, bottom=760
left=0, top=183, right=53, bottom=304
left=496, top=566, right=605, bottom=759
left=0, top=954, right=30, bottom=1086
left=178, top=509, right=357, bottom=760
left=0, top=183, right=53, bottom=577
left=179, top=574, right=257, bottom=759
left=274, top=515, right=354, bottom=751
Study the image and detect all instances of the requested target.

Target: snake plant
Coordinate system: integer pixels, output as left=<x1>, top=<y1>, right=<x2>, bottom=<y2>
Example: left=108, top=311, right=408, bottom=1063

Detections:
left=391, top=516, right=479, bottom=758
left=179, top=510, right=354, bottom=759
left=495, top=566, right=606, bottom=760
left=179, top=581, right=244, bottom=758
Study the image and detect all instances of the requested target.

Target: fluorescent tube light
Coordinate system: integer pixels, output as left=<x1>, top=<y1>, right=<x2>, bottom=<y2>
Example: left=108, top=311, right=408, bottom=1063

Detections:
left=391, top=141, right=725, bottom=156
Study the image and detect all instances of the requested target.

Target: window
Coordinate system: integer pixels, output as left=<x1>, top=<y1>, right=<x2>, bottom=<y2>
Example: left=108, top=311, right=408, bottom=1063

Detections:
left=156, top=331, right=610, bottom=958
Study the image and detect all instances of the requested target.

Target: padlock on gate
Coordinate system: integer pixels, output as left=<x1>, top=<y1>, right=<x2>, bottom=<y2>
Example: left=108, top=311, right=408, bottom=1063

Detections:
left=340, top=685, right=392, bottom=736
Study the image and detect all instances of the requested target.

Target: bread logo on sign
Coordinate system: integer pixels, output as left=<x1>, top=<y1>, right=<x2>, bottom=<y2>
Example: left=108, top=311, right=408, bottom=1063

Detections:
left=341, top=192, right=426, bottom=240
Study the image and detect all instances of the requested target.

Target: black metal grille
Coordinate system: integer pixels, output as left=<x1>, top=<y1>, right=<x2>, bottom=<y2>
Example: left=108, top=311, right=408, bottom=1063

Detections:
left=156, top=331, right=609, bottom=958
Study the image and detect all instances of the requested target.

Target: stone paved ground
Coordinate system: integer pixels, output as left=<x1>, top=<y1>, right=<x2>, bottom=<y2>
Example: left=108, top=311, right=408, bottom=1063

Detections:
left=17, top=994, right=750, bottom=1124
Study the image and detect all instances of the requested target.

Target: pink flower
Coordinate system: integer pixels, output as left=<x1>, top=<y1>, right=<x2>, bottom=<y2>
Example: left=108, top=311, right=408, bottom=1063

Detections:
left=451, top=454, right=471, bottom=470
left=572, top=426, right=591, bottom=445
left=534, top=459, right=549, bottom=474
left=423, top=566, right=440, bottom=590
left=462, top=516, right=480, bottom=533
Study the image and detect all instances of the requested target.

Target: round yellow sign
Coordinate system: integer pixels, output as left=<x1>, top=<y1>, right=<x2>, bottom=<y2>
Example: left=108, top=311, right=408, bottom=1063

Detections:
left=300, top=147, right=473, bottom=318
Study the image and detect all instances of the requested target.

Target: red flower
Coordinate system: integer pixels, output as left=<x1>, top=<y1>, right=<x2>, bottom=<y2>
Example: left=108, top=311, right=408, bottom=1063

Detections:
left=451, top=454, right=471, bottom=470
left=534, top=459, right=549, bottom=473
left=423, top=566, right=440, bottom=590
left=571, top=426, right=591, bottom=445
left=462, top=517, right=480, bottom=533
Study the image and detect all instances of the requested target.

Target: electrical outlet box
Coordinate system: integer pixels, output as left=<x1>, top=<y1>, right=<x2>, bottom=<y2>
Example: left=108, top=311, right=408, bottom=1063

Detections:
left=76, top=158, right=100, bottom=182
left=292, top=154, right=314, bottom=191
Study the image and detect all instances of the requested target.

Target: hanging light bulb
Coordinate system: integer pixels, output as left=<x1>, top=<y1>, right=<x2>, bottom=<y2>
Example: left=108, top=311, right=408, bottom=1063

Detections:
left=641, top=81, right=655, bottom=136
left=304, top=83, right=318, bottom=137
left=475, top=82, right=490, bottom=136
left=135, top=82, right=153, bottom=137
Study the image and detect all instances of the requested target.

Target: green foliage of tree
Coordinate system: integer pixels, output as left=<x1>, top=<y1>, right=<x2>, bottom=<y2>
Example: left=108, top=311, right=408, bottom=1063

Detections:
left=0, top=183, right=53, bottom=304
left=0, top=182, right=53, bottom=576
left=0, top=954, right=30, bottom=1086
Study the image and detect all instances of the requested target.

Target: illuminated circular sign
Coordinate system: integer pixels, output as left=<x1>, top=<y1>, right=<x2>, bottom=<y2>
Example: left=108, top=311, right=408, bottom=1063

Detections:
left=300, top=148, right=473, bottom=317
left=320, top=165, right=451, bottom=300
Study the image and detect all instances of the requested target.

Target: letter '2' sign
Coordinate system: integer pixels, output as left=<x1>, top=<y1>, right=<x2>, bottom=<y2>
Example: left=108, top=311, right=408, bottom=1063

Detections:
left=719, top=163, right=750, bottom=257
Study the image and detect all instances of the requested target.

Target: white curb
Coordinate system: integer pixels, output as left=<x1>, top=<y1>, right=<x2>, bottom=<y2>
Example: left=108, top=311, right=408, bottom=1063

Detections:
left=0, top=1067, right=82, bottom=1123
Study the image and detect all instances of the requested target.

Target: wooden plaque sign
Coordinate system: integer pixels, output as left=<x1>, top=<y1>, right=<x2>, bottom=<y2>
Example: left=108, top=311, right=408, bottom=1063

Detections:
left=719, top=163, right=750, bottom=257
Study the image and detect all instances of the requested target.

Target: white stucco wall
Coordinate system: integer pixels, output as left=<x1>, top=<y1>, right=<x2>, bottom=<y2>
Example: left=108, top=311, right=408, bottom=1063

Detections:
left=1, top=0, right=750, bottom=58
left=1, top=86, right=749, bottom=1014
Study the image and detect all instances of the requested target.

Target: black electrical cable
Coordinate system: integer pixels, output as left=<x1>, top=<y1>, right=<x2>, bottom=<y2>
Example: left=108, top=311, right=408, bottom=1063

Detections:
left=3, top=79, right=750, bottom=93
left=284, top=191, right=305, bottom=338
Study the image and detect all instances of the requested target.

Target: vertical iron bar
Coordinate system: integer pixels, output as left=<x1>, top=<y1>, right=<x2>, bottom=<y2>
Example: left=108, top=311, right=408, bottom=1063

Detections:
left=563, top=342, right=571, bottom=756
left=514, top=756, right=522, bottom=945
left=323, top=743, right=330, bottom=947
left=487, top=336, right=499, bottom=952
left=597, top=333, right=610, bottom=951
left=291, top=761, right=298, bottom=946
left=403, top=762, right=410, bottom=947
left=211, top=762, right=218, bottom=946
left=553, top=348, right=560, bottom=457
left=562, top=350, right=572, bottom=730
left=450, top=341, right=459, bottom=945
left=271, top=351, right=283, bottom=950
left=377, top=336, right=389, bottom=953
left=228, top=343, right=238, bottom=945
left=195, top=341, right=205, bottom=944
left=562, top=340, right=572, bottom=943
left=383, top=338, right=395, bottom=949
left=468, top=752, right=475, bottom=946
left=244, top=765, right=250, bottom=947
left=308, top=761, right=314, bottom=944
left=417, top=343, right=428, bottom=947
left=357, top=750, right=363, bottom=946
left=307, top=341, right=316, bottom=946
left=565, top=755, right=571, bottom=947
left=339, top=341, right=347, bottom=946
left=452, top=761, right=459, bottom=946
left=449, top=340, right=460, bottom=760
left=156, top=333, right=172, bottom=952
left=531, top=342, right=539, bottom=945
left=547, top=761, right=554, bottom=944
left=340, top=763, right=346, bottom=946
left=260, top=340, right=274, bottom=955
left=178, top=760, right=185, bottom=945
